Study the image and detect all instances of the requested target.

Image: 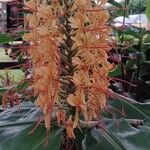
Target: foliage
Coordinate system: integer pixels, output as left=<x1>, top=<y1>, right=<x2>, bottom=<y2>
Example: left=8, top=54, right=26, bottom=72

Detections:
left=146, top=0, right=150, bottom=20
left=108, top=0, right=146, bottom=16
left=0, top=100, right=150, bottom=150
left=0, top=102, right=63, bottom=150
left=0, top=32, right=24, bottom=44
left=110, top=25, right=150, bottom=101
left=128, top=0, right=146, bottom=15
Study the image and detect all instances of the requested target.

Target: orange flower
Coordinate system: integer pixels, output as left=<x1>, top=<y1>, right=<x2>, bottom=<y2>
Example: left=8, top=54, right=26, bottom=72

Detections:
left=67, top=90, right=87, bottom=128
left=24, top=0, right=113, bottom=139
left=67, top=90, right=86, bottom=112
left=66, top=116, right=75, bottom=139
left=56, top=110, right=66, bottom=125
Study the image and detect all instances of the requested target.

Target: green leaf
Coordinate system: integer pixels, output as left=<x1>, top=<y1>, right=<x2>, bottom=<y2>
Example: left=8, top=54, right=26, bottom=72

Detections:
left=123, top=27, right=140, bottom=39
left=146, top=0, right=150, bottom=21
left=1, top=100, right=150, bottom=150
left=0, top=33, right=14, bottom=44
left=83, top=127, right=125, bottom=150
left=17, top=81, right=30, bottom=92
left=80, top=98, right=150, bottom=150
left=126, top=60, right=137, bottom=70
left=0, top=102, right=62, bottom=150
left=0, top=31, right=26, bottom=44
left=107, top=118, right=150, bottom=150
left=108, top=99, right=150, bottom=119
left=109, top=64, right=122, bottom=77
left=0, top=125, right=62, bottom=150
left=83, top=118, right=150, bottom=150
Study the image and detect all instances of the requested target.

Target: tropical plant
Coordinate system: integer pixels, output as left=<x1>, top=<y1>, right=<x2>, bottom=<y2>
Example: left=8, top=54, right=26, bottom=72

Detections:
left=0, top=0, right=150, bottom=150
left=22, top=0, right=114, bottom=139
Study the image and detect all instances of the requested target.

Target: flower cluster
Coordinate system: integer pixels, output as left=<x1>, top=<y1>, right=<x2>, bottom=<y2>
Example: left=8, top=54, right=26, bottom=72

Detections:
left=23, top=0, right=63, bottom=130
left=23, top=0, right=114, bottom=138
left=66, top=0, right=114, bottom=136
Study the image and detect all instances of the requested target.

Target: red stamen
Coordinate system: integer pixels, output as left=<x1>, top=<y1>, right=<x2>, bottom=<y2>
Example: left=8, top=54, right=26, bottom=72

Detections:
left=83, top=8, right=106, bottom=12
left=109, top=77, right=137, bottom=87
left=9, top=17, right=25, bottom=21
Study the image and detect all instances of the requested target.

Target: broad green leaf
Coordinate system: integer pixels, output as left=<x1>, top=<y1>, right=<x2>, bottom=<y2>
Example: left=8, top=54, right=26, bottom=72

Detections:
left=0, top=125, right=62, bottom=150
left=107, top=119, right=150, bottom=150
left=80, top=98, right=150, bottom=150
left=82, top=127, right=125, bottom=150
left=1, top=100, right=150, bottom=150
left=108, top=99, right=150, bottom=119
left=0, top=102, right=62, bottom=150
left=83, top=118, right=150, bottom=150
